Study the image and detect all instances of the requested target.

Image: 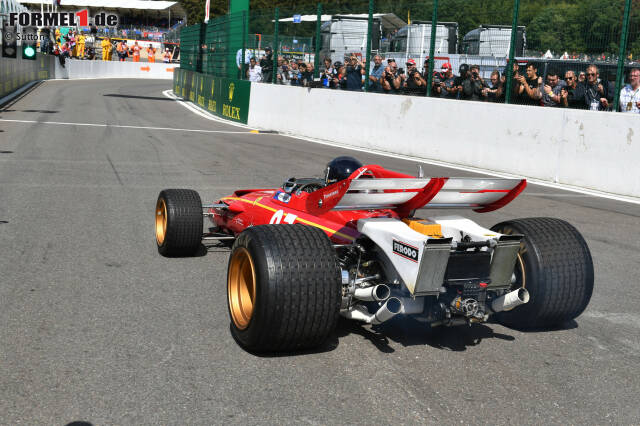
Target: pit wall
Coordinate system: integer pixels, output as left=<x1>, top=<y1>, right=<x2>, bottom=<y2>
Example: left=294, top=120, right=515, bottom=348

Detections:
left=173, top=68, right=251, bottom=124
left=247, top=84, right=640, bottom=199
left=0, top=56, right=54, bottom=99
left=54, top=59, right=177, bottom=79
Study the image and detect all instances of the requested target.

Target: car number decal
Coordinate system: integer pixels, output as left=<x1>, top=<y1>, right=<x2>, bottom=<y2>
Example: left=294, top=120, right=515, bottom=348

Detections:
left=269, top=209, right=297, bottom=225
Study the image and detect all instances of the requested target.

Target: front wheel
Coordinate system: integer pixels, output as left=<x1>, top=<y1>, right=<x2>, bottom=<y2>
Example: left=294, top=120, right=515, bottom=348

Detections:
left=491, top=217, right=594, bottom=329
left=227, top=224, right=342, bottom=352
left=155, top=189, right=203, bottom=256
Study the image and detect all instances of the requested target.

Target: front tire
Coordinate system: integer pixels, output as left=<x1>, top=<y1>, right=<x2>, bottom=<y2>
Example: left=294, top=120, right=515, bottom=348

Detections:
left=491, top=218, right=594, bottom=329
left=227, top=224, right=342, bottom=352
left=155, top=189, right=203, bottom=256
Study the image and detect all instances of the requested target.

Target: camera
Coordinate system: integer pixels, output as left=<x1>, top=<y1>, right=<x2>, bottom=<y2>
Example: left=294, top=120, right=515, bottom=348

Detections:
left=398, top=68, right=405, bottom=75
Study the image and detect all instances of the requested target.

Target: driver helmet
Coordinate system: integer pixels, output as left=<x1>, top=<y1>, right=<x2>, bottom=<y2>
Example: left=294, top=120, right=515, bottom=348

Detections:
left=325, top=156, right=363, bottom=185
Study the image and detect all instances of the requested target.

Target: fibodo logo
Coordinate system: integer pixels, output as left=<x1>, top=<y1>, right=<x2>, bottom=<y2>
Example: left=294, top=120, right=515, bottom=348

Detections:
left=9, top=10, right=118, bottom=27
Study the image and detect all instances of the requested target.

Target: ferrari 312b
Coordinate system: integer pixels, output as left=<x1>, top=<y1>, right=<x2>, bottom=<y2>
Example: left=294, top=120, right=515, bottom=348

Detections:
left=155, top=157, right=593, bottom=352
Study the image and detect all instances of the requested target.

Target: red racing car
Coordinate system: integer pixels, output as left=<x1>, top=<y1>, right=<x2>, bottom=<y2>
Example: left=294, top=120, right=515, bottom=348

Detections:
left=155, top=157, right=593, bottom=352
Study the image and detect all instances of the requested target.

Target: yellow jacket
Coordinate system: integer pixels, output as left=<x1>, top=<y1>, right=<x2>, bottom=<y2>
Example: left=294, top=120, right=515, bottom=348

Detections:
left=78, top=34, right=86, bottom=45
left=101, top=38, right=112, bottom=52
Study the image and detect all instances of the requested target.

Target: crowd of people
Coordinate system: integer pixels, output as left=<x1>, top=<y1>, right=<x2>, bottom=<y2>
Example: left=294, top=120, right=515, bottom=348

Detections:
left=241, top=49, right=640, bottom=113
left=40, top=27, right=174, bottom=67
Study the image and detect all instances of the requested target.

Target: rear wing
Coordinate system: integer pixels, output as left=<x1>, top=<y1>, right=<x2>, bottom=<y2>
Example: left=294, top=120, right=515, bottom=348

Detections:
left=305, top=165, right=526, bottom=216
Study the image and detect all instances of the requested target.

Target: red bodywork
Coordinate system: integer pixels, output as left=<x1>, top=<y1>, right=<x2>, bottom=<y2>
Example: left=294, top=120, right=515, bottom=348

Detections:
left=208, top=165, right=526, bottom=244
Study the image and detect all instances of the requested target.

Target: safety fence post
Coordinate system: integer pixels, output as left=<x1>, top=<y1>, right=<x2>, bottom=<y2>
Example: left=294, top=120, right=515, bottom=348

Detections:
left=314, top=3, right=323, bottom=79
left=364, top=0, right=374, bottom=92
left=426, top=0, right=439, bottom=97
left=613, top=0, right=632, bottom=112
left=273, top=7, right=279, bottom=84
left=241, top=10, right=247, bottom=80
left=504, top=0, right=521, bottom=104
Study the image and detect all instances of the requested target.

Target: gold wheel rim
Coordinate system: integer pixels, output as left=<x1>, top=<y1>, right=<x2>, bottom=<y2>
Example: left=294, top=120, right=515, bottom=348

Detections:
left=228, top=247, right=256, bottom=330
left=155, top=198, right=167, bottom=245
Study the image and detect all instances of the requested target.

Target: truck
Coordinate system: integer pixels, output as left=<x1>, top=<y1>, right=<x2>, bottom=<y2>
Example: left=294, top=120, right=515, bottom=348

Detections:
left=320, top=15, right=382, bottom=64
left=386, top=21, right=459, bottom=65
left=461, top=25, right=526, bottom=57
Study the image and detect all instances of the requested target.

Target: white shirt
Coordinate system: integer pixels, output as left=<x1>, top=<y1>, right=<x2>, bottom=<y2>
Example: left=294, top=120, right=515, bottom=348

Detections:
left=619, top=84, right=640, bottom=113
left=236, top=49, right=252, bottom=67
left=248, top=65, right=262, bottom=82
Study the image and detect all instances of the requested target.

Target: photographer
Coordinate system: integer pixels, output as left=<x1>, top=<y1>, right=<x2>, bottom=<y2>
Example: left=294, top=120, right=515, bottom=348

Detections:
left=381, top=59, right=403, bottom=94
left=459, top=65, right=487, bottom=101
left=321, top=57, right=338, bottom=88
left=403, top=59, right=426, bottom=96
left=260, top=47, right=274, bottom=84
left=277, top=58, right=291, bottom=85
left=482, top=70, right=504, bottom=102
left=438, top=63, right=458, bottom=99
left=368, top=55, right=385, bottom=93
left=346, top=55, right=365, bottom=91
left=516, top=63, right=542, bottom=105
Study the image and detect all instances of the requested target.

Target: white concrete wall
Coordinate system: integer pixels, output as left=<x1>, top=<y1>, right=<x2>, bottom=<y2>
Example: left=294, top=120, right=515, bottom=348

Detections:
left=54, top=59, right=177, bottom=80
left=248, top=84, right=640, bottom=199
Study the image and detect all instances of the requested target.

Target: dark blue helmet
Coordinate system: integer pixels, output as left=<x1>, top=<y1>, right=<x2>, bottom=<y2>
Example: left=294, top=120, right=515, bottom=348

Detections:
left=324, top=156, right=363, bottom=185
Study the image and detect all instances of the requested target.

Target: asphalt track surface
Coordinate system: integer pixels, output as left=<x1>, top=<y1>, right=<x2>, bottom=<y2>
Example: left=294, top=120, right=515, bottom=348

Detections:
left=1, top=79, right=639, bottom=425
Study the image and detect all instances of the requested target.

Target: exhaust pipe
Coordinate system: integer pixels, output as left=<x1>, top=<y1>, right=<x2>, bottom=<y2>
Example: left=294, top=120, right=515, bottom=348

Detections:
left=372, top=297, right=403, bottom=324
left=341, top=297, right=404, bottom=324
left=491, top=288, right=530, bottom=313
left=353, top=284, right=390, bottom=302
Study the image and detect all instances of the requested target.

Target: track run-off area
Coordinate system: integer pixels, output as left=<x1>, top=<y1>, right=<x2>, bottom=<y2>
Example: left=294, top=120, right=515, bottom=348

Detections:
left=1, top=79, right=639, bottom=424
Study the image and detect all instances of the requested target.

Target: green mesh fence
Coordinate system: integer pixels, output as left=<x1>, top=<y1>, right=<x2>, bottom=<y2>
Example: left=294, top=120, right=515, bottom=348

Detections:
left=179, top=0, right=637, bottom=112
left=179, top=24, right=205, bottom=72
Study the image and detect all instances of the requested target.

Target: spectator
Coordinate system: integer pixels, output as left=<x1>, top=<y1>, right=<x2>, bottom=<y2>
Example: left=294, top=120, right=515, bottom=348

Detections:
left=320, top=57, right=338, bottom=88
left=236, top=48, right=251, bottom=78
left=162, top=48, right=172, bottom=63
left=247, top=57, right=262, bottom=82
left=260, top=47, right=274, bottom=83
left=516, top=63, right=542, bottom=105
left=540, top=71, right=566, bottom=107
left=483, top=70, right=504, bottom=102
left=346, top=55, right=365, bottom=91
left=298, top=63, right=313, bottom=87
left=277, top=58, right=291, bottom=85
left=146, top=44, right=156, bottom=63
left=618, top=67, right=640, bottom=113
left=289, top=61, right=300, bottom=86
left=560, top=70, right=586, bottom=109
left=578, top=71, right=586, bottom=84
left=438, top=63, right=458, bottom=99
left=337, top=65, right=348, bottom=90
left=584, top=65, right=613, bottom=111
left=381, top=59, right=403, bottom=94
left=403, top=58, right=426, bottom=96
left=468, top=65, right=488, bottom=101
left=455, top=64, right=469, bottom=99
left=368, top=55, right=385, bottom=93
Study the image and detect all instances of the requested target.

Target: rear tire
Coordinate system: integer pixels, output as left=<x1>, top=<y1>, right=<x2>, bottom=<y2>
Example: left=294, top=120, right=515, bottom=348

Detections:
left=227, top=225, right=342, bottom=352
left=155, top=189, right=203, bottom=256
left=491, top=218, right=593, bottom=329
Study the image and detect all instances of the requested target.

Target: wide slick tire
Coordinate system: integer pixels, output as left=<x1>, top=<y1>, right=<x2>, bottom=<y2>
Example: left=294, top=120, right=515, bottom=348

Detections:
left=155, top=189, right=203, bottom=256
left=227, top=224, right=342, bottom=352
left=491, top=217, right=594, bottom=329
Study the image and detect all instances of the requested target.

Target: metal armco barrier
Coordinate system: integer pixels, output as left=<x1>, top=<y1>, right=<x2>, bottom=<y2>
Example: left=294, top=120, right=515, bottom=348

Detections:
left=0, top=56, right=54, bottom=99
left=54, top=60, right=177, bottom=80
left=173, top=68, right=251, bottom=124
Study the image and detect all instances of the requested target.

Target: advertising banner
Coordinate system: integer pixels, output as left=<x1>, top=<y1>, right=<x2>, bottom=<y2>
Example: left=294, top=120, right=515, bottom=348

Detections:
left=173, top=68, right=251, bottom=124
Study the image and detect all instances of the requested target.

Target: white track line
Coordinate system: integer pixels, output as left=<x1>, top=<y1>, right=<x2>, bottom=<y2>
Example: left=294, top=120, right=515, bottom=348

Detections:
left=0, top=118, right=256, bottom=135
left=162, top=89, right=255, bottom=130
